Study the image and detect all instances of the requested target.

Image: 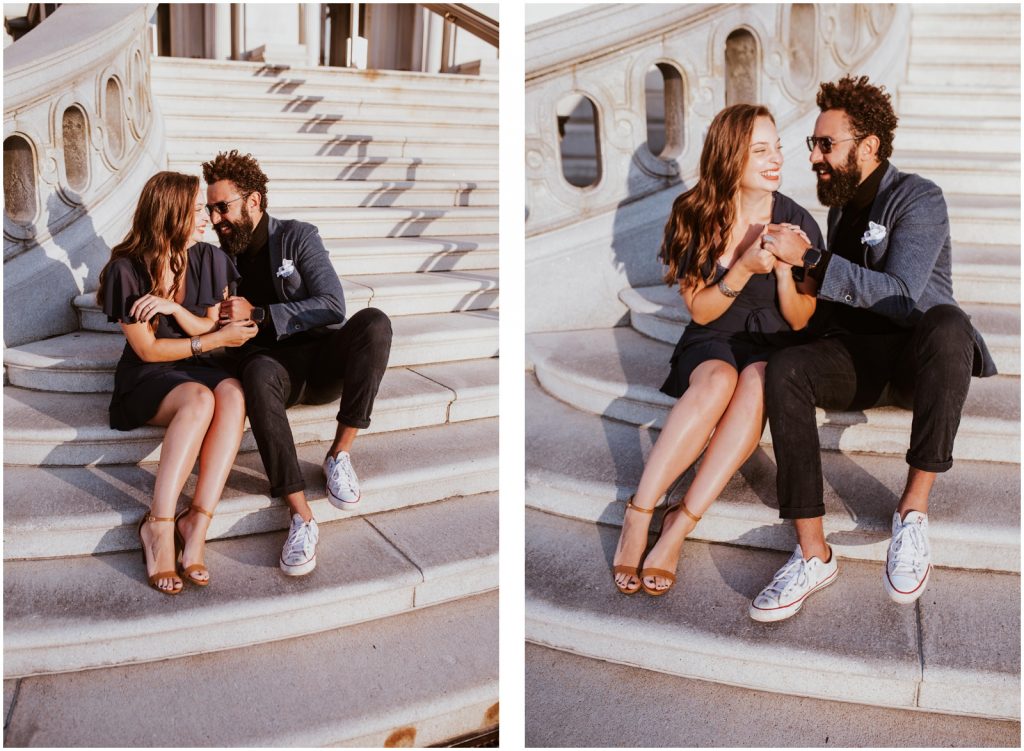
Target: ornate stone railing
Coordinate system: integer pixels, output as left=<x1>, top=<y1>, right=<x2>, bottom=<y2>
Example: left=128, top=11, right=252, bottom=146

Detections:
left=524, top=3, right=911, bottom=332
left=3, top=3, right=165, bottom=347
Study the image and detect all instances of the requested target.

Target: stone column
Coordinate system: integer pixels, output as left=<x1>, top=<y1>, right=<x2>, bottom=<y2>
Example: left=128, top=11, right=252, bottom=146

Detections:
left=423, top=7, right=443, bottom=73
left=300, top=3, right=321, bottom=66
left=206, top=3, right=232, bottom=60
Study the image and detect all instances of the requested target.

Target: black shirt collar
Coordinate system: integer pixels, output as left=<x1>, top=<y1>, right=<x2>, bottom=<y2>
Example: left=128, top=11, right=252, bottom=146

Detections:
left=244, top=212, right=270, bottom=255
left=847, top=159, right=888, bottom=212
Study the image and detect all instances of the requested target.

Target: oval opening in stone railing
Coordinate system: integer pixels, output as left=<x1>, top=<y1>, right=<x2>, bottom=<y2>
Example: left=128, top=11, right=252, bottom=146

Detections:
left=557, top=92, right=601, bottom=188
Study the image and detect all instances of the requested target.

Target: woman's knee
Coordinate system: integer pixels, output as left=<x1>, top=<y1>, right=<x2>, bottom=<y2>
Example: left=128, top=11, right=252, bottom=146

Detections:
left=690, top=360, right=739, bottom=402
left=174, top=382, right=216, bottom=419
left=214, top=378, right=247, bottom=416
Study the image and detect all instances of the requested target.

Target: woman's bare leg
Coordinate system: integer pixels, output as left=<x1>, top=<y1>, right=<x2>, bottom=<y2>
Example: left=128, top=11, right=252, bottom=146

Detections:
left=612, top=360, right=738, bottom=591
left=142, top=382, right=216, bottom=592
left=178, top=378, right=247, bottom=582
left=642, top=361, right=768, bottom=591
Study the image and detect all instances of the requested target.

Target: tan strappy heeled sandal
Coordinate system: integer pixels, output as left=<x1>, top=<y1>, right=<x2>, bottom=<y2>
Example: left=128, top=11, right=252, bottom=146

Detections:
left=640, top=502, right=702, bottom=597
left=175, top=505, right=214, bottom=587
left=138, top=515, right=183, bottom=595
left=612, top=497, right=655, bottom=595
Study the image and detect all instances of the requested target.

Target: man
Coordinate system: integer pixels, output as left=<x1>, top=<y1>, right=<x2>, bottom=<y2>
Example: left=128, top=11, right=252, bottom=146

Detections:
left=203, top=150, right=393, bottom=576
left=748, top=76, right=996, bottom=622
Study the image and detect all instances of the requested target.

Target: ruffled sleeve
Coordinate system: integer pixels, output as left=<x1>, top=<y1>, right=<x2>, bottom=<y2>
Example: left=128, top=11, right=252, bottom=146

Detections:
left=101, top=258, right=145, bottom=323
left=186, top=243, right=241, bottom=314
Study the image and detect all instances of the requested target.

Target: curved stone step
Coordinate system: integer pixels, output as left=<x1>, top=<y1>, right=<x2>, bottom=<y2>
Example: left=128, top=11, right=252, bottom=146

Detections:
left=526, top=643, right=1021, bottom=747
left=167, top=132, right=496, bottom=161
left=4, top=491, right=496, bottom=678
left=528, top=328, right=1020, bottom=463
left=323, top=235, right=500, bottom=274
left=4, top=589, right=498, bottom=746
left=158, top=91, right=498, bottom=126
left=618, top=284, right=1020, bottom=374
left=4, top=416, right=497, bottom=559
left=525, top=375, right=1020, bottom=572
left=267, top=179, right=499, bottom=208
left=899, top=84, right=1021, bottom=118
left=893, top=115, right=1021, bottom=154
left=168, top=154, right=498, bottom=182
left=4, top=357, right=497, bottom=466
left=7, top=309, right=499, bottom=392
left=526, top=509, right=1020, bottom=721
left=163, top=112, right=497, bottom=142
left=906, top=60, right=1020, bottom=87
left=891, top=150, right=1020, bottom=196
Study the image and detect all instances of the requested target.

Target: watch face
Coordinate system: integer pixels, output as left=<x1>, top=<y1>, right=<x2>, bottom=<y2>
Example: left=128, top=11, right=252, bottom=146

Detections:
left=252, top=307, right=265, bottom=323
left=803, top=248, right=822, bottom=268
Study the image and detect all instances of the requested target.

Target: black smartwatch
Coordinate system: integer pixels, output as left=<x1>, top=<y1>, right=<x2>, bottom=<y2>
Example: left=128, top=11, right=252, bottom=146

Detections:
left=251, top=306, right=266, bottom=325
left=802, top=247, right=825, bottom=269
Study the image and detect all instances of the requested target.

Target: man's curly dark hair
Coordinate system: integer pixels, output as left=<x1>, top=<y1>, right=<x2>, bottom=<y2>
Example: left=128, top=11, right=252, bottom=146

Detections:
left=817, top=75, right=899, bottom=162
left=201, top=150, right=269, bottom=211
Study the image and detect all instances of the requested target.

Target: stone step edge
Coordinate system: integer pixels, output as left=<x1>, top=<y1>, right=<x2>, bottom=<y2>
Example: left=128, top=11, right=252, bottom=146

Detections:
left=526, top=470, right=1020, bottom=573
left=3, top=360, right=499, bottom=466
left=4, top=592, right=498, bottom=749
left=4, top=495, right=498, bottom=679
left=531, top=351, right=1021, bottom=465
left=525, top=600, right=1018, bottom=723
left=4, top=418, right=499, bottom=560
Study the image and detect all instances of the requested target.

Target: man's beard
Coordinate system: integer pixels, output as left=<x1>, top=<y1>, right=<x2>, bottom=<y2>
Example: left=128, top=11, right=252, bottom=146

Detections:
left=213, top=204, right=255, bottom=255
left=815, top=147, right=862, bottom=207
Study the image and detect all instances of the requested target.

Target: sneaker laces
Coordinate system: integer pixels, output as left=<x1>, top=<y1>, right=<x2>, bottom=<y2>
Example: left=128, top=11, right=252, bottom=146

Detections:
left=328, top=453, right=357, bottom=490
left=283, top=520, right=314, bottom=561
left=889, top=521, right=927, bottom=577
left=761, top=554, right=808, bottom=602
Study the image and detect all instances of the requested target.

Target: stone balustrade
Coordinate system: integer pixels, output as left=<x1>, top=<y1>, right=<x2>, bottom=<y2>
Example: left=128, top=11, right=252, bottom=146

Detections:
left=3, top=3, right=165, bottom=347
left=525, top=3, right=911, bottom=332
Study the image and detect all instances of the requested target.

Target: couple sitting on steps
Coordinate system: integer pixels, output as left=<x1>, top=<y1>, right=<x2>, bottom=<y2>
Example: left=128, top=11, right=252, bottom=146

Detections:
left=611, top=75, right=996, bottom=621
left=97, top=150, right=393, bottom=595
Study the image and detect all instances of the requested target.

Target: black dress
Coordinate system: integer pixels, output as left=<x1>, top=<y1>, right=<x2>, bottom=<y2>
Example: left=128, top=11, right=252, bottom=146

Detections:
left=660, top=193, right=825, bottom=398
left=102, top=242, right=241, bottom=430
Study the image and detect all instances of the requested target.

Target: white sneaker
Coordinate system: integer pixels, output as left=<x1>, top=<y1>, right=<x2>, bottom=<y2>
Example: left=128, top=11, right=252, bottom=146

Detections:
left=749, top=545, right=839, bottom=623
left=884, top=510, right=932, bottom=604
left=280, top=513, right=319, bottom=576
left=324, top=451, right=360, bottom=509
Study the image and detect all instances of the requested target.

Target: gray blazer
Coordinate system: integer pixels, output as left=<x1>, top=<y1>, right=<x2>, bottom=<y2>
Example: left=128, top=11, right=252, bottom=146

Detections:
left=819, top=162, right=996, bottom=377
left=263, top=214, right=346, bottom=340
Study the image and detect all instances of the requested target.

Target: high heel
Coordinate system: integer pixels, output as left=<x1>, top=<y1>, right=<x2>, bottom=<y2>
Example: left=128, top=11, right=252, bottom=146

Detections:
left=640, top=502, right=702, bottom=597
left=612, top=497, right=655, bottom=595
left=175, top=505, right=214, bottom=587
left=138, top=515, right=183, bottom=595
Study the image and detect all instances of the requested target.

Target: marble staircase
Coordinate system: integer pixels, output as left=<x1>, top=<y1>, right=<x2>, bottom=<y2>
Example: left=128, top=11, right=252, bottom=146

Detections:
left=3, top=57, right=498, bottom=746
left=525, top=3, right=1020, bottom=744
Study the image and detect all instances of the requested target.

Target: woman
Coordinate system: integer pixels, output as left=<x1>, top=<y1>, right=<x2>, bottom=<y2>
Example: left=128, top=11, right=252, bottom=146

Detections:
left=97, top=171, right=259, bottom=595
left=612, top=104, right=824, bottom=596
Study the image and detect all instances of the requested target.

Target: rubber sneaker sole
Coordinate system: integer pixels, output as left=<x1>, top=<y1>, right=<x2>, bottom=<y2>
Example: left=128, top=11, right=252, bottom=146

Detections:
left=749, top=567, right=839, bottom=623
left=280, top=554, right=317, bottom=576
left=883, top=563, right=931, bottom=604
left=326, top=487, right=361, bottom=510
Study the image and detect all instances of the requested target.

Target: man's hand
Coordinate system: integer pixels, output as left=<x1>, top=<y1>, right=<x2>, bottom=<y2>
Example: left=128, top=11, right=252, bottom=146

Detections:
left=218, top=295, right=255, bottom=325
left=762, top=223, right=812, bottom=266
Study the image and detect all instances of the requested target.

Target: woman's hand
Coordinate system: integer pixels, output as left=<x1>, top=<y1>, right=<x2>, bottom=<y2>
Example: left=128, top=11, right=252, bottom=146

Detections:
left=130, top=294, right=180, bottom=323
left=215, top=319, right=259, bottom=347
left=738, top=236, right=776, bottom=275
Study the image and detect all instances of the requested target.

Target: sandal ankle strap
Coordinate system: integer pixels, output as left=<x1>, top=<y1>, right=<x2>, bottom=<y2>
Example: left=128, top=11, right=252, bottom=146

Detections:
left=667, top=503, right=702, bottom=524
left=145, top=515, right=176, bottom=523
left=188, top=505, right=214, bottom=520
left=625, top=496, right=655, bottom=515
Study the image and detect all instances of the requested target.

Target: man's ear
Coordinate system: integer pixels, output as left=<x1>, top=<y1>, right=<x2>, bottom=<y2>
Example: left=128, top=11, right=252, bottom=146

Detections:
left=248, top=191, right=262, bottom=212
left=859, top=134, right=881, bottom=161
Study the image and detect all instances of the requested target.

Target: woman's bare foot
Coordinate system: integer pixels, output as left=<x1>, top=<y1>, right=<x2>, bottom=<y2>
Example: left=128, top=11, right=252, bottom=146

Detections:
left=612, top=499, right=655, bottom=593
left=176, top=507, right=213, bottom=585
left=641, top=505, right=700, bottom=593
left=140, top=517, right=182, bottom=594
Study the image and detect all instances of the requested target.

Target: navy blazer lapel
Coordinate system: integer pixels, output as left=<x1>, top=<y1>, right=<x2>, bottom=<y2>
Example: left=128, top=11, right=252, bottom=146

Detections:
left=267, top=214, right=286, bottom=302
left=864, top=163, right=899, bottom=267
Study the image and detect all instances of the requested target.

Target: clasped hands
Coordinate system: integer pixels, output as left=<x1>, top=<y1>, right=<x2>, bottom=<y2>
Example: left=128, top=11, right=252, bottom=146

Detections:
left=736, top=223, right=812, bottom=275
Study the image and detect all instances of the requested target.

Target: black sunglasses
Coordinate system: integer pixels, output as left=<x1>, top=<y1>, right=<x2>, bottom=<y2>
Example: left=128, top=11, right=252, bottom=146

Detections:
left=805, top=136, right=861, bottom=154
left=205, top=195, right=247, bottom=217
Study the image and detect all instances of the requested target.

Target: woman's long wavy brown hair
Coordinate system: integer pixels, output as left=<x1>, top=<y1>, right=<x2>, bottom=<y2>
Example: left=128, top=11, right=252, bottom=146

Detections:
left=659, top=104, right=774, bottom=287
left=96, top=171, right=199, bottom=310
